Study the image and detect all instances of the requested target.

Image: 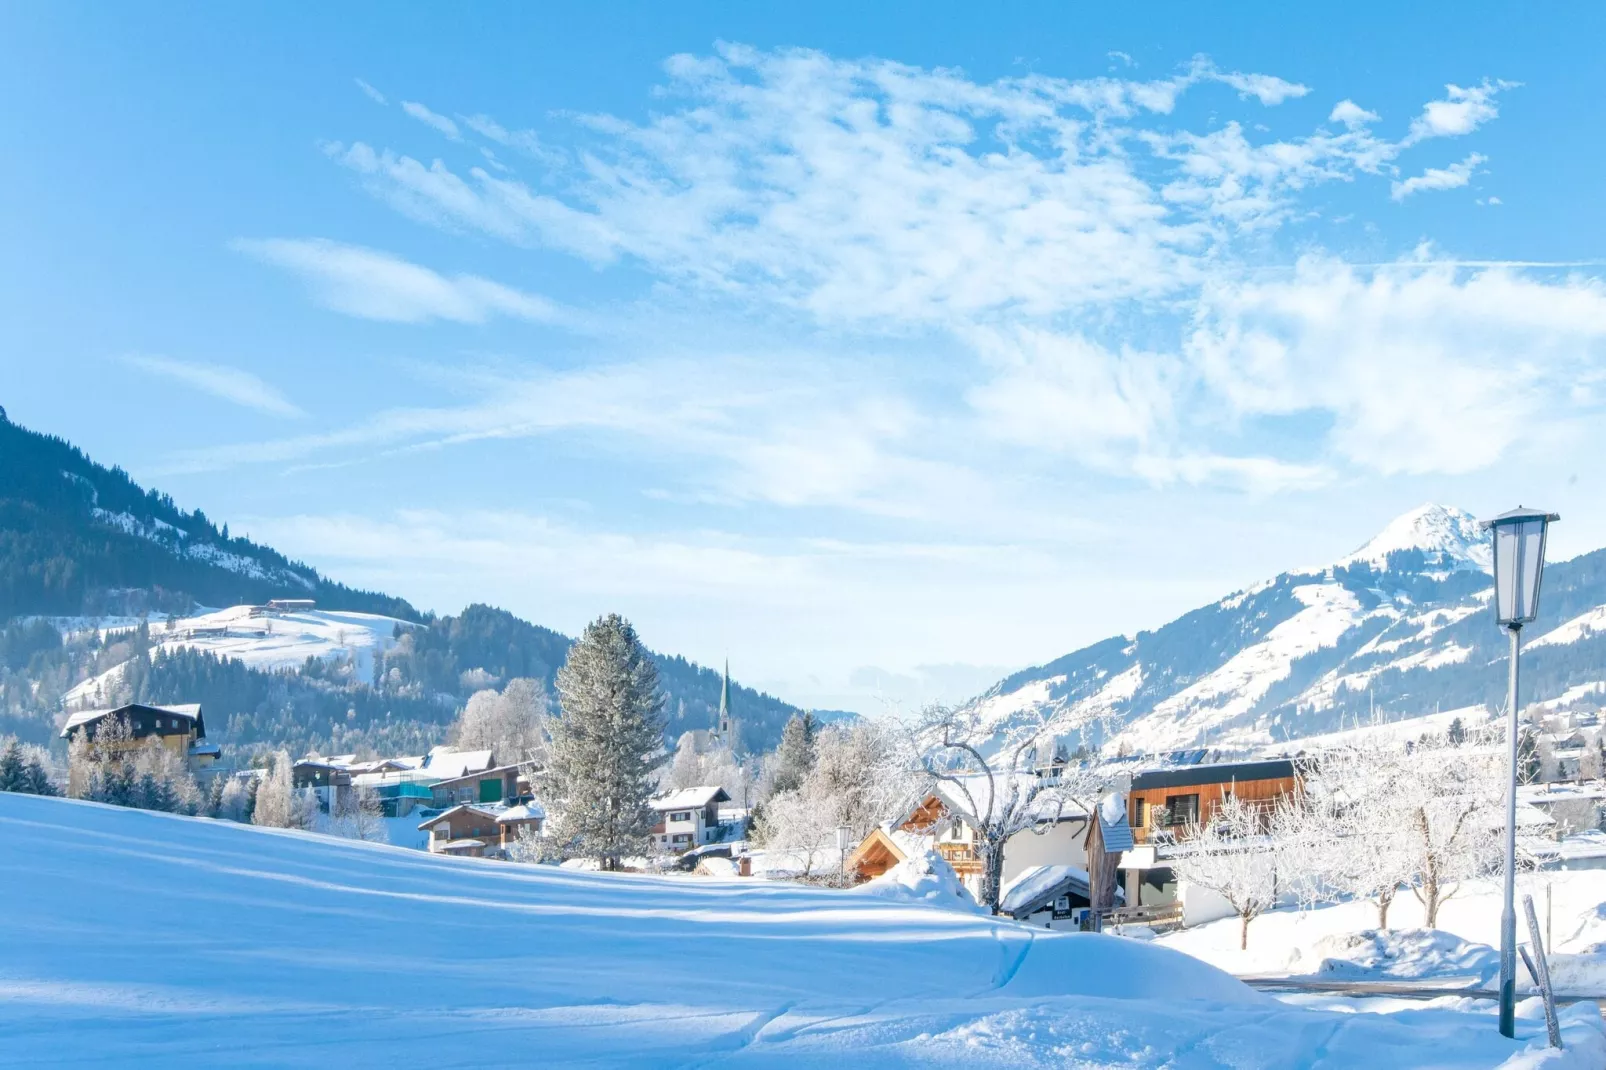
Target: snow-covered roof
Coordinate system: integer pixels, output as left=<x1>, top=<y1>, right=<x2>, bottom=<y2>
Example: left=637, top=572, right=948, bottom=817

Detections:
left=59, top=702, right=203, bottom=737
left=1097, top=793, right=1134, bottom=853
left=651, top=786, right=731, bottom=811
left=999, top=864, right=1115, bottom=916
left=416, top=804, right=501, bottom=830
left=498, top=802, right=546, bottom=823
left=419, top=747, right=495, bottom=780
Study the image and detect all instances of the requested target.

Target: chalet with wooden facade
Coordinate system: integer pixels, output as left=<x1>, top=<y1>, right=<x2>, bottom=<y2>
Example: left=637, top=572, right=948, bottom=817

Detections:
left=1119, top=758, right=1303, bottom=912
left=417, top=802, right=545, bottom=858
left=1126, top=758, right=1300, bottom=844
left=59, top=702, right=219, bottom=773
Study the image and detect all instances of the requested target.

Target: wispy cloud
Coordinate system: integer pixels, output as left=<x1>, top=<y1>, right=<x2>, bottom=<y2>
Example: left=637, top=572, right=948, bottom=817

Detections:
left=232, top=237, right=561, bottom=325
left=280, top=48, right=1598, bottom=496
left=354, top=78, right=387, bottom=105
left=1392, top=152, right=1485, bottom=200
left=121, top=354, right=305, bottom=419
left=400, top=100, right=459, bottom=139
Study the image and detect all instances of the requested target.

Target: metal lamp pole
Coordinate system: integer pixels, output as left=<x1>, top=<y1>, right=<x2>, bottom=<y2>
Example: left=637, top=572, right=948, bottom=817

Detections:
left=1481, top=506, right=1559, bottom=1040
left=1498, top=622, right=1521, bottom=1038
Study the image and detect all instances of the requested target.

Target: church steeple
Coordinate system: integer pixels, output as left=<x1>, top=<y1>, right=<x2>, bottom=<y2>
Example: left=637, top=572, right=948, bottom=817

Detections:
left=717, top=659, right=731, bottom=738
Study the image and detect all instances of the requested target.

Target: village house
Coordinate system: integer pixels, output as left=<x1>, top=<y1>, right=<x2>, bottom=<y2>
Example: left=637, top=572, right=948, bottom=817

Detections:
left=417, top=801, right=545, bottom=858
left=846, top=783, right=1115, bottom=903
left=1119, top=758, right=1302, bottom=913
left=429, top=763, right=523, bottom=808
left=59, top=702, right=219, bottom=774
left=295, top=746, right=513, bottom=817
left=651, top=786, right=731, bottom=851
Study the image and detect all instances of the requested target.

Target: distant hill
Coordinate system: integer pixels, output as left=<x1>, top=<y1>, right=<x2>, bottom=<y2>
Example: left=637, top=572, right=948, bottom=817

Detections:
left=962, top=504, right=1606, bottom=755
left=0, top=412, right=802, bottom=756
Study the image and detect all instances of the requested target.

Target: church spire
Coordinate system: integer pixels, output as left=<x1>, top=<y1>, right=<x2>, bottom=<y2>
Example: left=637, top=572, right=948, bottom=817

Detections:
left=717, top=660, right=732, bottom=739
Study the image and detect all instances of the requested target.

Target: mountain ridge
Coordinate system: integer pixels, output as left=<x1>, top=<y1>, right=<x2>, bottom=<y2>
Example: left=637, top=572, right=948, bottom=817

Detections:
left=963, top=503, right=1606, bottom=755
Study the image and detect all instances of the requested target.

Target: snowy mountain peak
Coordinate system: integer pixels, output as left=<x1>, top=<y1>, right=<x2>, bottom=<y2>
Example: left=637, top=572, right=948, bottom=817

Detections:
left=1335, top=503, right=1489, bottom=575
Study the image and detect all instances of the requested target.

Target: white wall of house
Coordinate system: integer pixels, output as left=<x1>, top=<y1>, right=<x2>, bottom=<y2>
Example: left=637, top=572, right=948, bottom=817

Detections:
left=1001, top=819, right=1089, bottom=886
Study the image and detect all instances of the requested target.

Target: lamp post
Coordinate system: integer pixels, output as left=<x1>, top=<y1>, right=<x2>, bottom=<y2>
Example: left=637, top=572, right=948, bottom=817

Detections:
left=1480, top=506, right=1559, bottom=1039
left=836, top=824, right=853, bottom=888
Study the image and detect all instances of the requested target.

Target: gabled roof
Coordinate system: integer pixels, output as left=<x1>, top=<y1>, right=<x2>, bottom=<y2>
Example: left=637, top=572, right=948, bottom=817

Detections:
left=651, top=786, right=731, bottom=811
left=429, top=763, right=521, bottom=790
left=999, top=864, right=1123, bottom=917
left=498, top=802, right=546, bottom=823
left=416, top=804, right=501, bottom=831
left=419, top=747, right=495, bottom=780
left=60, top=702, right=204, bottom=739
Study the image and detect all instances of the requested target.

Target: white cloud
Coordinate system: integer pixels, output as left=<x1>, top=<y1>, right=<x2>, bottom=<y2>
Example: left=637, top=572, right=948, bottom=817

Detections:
left=121, top=354, right=305, bottom=419
left=1391, top=152, right=1485, bottom=200
left=1213, top=70, right=1310, bottom=106
left=1188, top=257, right=1606, bottom=475
left=1328, top=99, right=1379, bottom=127
left=232, top=237, right=561, bottom=324
left=354, top=78, right=387, bottom=105
left=1404, top=79, right=1516, bottom=144
left=291, top=48, right=1599, bottom=492
left=400, top=100, right=460, bottom=139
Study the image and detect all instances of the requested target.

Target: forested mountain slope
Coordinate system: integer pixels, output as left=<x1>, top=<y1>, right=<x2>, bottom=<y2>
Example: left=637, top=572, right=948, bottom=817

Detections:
left=0, top=411, right=799, bottom=755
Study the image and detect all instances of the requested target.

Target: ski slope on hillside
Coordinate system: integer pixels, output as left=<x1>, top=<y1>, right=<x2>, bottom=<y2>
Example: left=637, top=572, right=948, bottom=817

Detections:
left=63, top=605, right=412, bottom=708
left=0, top=794, right=1594, bottom=1067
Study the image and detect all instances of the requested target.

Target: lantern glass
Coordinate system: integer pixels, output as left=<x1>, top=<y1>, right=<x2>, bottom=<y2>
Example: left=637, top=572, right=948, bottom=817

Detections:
left=1485, top=508, right=1556, bottom=626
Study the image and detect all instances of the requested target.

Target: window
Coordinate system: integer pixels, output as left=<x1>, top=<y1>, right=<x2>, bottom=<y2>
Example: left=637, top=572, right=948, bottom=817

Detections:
left=1132, top=798, right=1146, bottom=826
left=670, top=810, right=692, bottom=823
left=1165, top=794, right=1199, bottom=826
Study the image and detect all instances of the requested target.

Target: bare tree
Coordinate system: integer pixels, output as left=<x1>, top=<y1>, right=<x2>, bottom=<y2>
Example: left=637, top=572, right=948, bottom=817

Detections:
left=1169, top=793, right=1279, bottom=950
left=918, top=703, right=1112, bottom=913
left=331, top=784, right=387, bottom=842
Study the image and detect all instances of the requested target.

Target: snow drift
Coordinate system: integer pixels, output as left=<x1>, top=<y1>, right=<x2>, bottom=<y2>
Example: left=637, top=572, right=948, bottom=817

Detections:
left=0, top=793, right=1598, bottom=1067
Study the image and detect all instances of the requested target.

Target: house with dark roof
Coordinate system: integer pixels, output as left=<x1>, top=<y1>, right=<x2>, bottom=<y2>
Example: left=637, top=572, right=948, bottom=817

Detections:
left=59, top=702, right=218, bottom=773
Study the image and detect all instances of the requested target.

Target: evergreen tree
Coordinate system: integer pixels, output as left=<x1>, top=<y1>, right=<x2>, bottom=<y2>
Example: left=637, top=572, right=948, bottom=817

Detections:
left=0, top=740, right=23, bottom=791
left=540, top=614, right=665, bottom=871
left=205, top=775, right=225, bottom=818
left=22, top=756, right=57, bottom=796
left=770, top=712, right=818, bottom=795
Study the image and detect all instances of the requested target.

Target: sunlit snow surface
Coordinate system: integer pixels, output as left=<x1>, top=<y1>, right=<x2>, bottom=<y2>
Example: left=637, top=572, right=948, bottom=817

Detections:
left=1, top=795, right=1599, bottom=1067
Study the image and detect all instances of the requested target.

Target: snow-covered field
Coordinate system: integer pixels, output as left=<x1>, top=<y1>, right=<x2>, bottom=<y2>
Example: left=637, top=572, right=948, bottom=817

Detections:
left=1160, top=870, right=1606, bottom=989
left=1, top=794, right=1600, bottom=1067
left=63, top=605, right=413, bottom=708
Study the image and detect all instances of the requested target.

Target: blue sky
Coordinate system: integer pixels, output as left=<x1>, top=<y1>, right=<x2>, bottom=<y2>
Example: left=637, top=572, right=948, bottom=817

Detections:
left=5, top=3, right=1606, bottom=713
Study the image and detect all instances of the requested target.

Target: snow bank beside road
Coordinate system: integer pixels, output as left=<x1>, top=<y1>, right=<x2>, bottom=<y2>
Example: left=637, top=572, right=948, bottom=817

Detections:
left=0, top=793, right=1598, bottom=1067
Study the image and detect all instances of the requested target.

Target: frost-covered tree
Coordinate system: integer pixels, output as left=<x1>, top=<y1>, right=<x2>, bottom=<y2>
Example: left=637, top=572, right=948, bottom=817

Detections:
left=252, top=750, right=316, bottom=830
left=769, top=712, right=818, bottom=795
left=453, top=677, right=550, bottom=768
left=540, top=614, right=665, bottom=871
left=1286, top=725, right=1504, bottom=929
left=663, top=734, right=745, bottom=798
left=331, top=784, right=387, bottom=842
left=0, top=738, right=57, bottom=796
left=218, top=775, right=253, bottom=822
left=919, top=703, right=1112, bottom=913
left=1170, top=793, right=1280, bottom=950
left=754, top=720, right=920, bottom=878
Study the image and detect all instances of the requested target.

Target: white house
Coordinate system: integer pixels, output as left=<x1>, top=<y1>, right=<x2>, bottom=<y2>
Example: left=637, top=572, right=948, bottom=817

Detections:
left=650, top=786, right=731, bottom=851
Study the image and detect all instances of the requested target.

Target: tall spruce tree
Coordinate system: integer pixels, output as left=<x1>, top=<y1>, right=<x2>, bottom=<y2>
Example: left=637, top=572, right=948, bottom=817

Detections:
left=770, top=712, right=818, bottom=795
left=541, top=614, right=665, bottom=871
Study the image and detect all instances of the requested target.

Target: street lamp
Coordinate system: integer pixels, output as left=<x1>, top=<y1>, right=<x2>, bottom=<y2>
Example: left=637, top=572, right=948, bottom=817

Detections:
left=1481, top=506, right=1560, bottom=1039
left=836, top=824, right=853, bottom=888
